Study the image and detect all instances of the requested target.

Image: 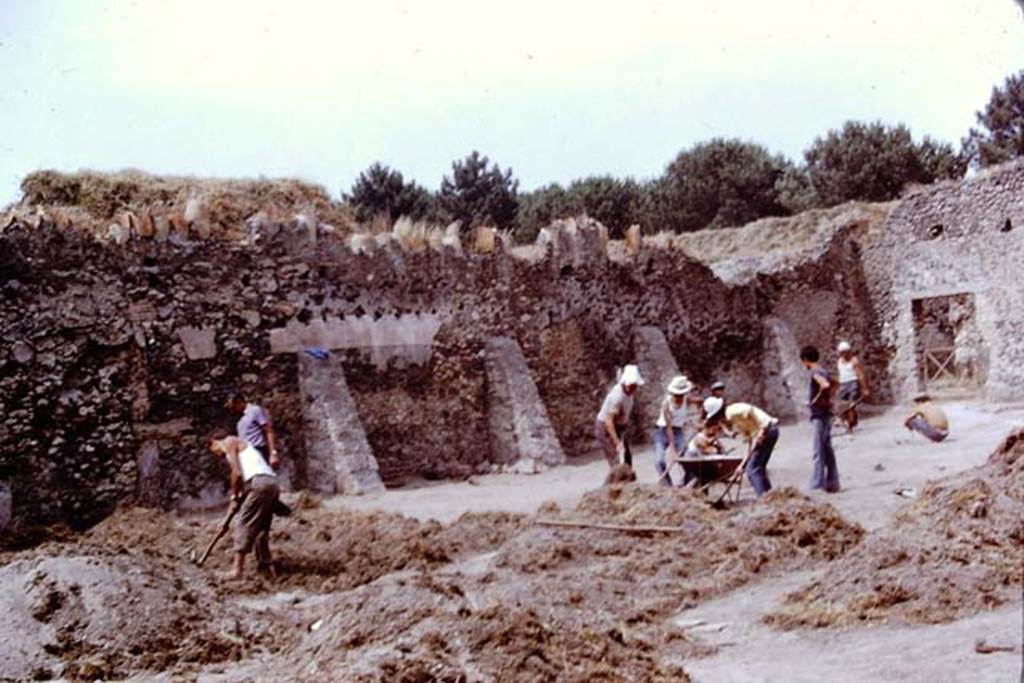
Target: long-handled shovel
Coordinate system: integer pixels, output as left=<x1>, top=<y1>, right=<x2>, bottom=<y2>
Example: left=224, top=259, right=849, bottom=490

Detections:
left=710, top=446, right=753, bottom=509
left=191, top=497, right=245, bottom=566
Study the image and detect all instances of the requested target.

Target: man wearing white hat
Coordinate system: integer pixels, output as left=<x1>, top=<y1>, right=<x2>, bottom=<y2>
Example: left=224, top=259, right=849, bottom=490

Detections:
left=836, top=341, right=869, bottom=432
left=653, top=375, right=701, bottom=485
left=595, top=364, right=645, bottom=469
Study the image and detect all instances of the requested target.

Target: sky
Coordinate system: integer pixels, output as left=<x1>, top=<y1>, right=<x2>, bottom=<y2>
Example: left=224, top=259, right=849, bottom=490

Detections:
left=0, top=1, right=1022, bottom=205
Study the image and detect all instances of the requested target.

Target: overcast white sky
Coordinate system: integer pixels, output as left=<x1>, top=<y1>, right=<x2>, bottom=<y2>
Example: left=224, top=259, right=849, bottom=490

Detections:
left=0, top=1, right=1021, bottom=205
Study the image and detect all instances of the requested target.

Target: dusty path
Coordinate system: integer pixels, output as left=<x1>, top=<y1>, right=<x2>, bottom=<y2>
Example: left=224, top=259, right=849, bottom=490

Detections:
left=330, top=402, right=1024, bottom=531
left=320, top=401, right=1024, bottom=682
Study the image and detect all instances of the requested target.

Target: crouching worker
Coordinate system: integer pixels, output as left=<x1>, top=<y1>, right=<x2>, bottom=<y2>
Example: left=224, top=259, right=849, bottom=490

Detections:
left=904, top=393, right=949, bottom=443
left=653, top=375, right=699, bottom=486
left=595, top=364, right=645, bottom=470
left=681, top=419, right=726, bottom=487
left=704, top=396, right=780, bottom=497
left=208, top=431, right=281, bottom=580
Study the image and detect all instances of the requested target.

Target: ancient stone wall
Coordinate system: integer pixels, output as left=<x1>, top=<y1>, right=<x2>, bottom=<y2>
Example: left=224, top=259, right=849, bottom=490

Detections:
left=0, top=224, right=766, bottom=533
left=6, top=161, right=1020, bottom=535
left=862, top=160, right=1024, bottom=401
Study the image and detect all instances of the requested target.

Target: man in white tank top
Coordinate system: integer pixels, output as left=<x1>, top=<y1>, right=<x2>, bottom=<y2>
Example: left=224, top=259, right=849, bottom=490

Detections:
left=836, top=341, right=869, bottom=433
left=208, top=432, right=281, bottom=580
left=653, top=375, right=703, bottom=485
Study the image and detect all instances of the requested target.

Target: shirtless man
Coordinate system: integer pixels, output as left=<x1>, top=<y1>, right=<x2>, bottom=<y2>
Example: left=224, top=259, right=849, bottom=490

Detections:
left=904, top=393, right=949, bottom=442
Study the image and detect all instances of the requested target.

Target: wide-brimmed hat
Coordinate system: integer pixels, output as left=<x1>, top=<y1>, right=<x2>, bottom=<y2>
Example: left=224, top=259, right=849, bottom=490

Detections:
left=837, top=340, right=852, bottom=353
left=619, top=364, right=645, bottom=386
left=703, top=396, right=724, bottom=420
left=710, top=380, right=726, bottom=391
left=667, top=375, right=693, bottom=395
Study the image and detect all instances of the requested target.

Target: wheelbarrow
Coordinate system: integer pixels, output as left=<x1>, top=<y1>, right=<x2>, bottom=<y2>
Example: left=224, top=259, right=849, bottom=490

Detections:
left=678, top=454, right=746, bottom=507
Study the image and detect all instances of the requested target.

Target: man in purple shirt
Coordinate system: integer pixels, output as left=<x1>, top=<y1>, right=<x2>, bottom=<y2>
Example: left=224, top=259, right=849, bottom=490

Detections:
left=227, top=390, right=290, bottom=517
left=227, top=391, right=281, bottom=469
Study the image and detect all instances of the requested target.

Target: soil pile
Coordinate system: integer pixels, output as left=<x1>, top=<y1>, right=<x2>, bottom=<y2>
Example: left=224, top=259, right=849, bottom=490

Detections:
left=0, top=506, right=525, bottom=680
left=0, top=552, right=274, bottom=681
left=263, top=484, right=861, bottom=681
left=282, top=573, right=690, bottom=682
left=765, top=427, right=1024, bottom=629
left=0, top=484, right=864, bottom=680
left=265, top=508, right=526, bottom=594
left=496, top=485, right=861, bottom=623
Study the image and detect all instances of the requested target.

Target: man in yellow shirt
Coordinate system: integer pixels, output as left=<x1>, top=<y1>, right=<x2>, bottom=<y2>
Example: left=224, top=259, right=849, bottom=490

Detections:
left=704, top=397, right=780, bottom=496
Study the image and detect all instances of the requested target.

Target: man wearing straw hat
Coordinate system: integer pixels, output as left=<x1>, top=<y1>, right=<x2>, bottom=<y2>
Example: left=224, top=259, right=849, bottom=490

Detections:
left=653, top=375, right=702, bottom=485
left=595, top=364, right=645, bottom=469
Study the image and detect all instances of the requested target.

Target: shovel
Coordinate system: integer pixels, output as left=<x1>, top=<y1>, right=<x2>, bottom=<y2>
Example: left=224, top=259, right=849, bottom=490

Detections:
left=190, top=496, right=244, bottom=566
left=710, top=446, right=753, bottom=509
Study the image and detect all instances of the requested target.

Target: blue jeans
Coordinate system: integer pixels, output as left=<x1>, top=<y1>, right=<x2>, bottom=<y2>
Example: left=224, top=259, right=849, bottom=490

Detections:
left=747, top=423, right=779, bottom=496
left=810, top=417, right=840, bottom=492
left=653, top=427, right=685, bottom=486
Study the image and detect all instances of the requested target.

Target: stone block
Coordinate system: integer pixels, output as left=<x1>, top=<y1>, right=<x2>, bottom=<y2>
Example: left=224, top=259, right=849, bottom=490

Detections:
left=136, top=442, right=161, bottom=508
left=176, top=326, right=216, bottom=360
left=0, top=481, right=10, bottom=533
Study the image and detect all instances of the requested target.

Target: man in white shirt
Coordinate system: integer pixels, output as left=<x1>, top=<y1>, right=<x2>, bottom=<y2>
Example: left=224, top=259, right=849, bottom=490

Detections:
left=595, top=364, right=645, bottom=470
left=207, top=430, right=281, bottom=580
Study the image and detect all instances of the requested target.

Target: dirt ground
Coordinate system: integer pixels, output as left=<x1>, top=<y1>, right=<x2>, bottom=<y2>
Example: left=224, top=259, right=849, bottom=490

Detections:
left=1, top=402, right=1021, bottom=681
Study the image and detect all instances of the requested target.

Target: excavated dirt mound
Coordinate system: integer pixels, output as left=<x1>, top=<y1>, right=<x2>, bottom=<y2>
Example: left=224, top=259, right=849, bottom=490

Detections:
left=0, top=552, right=277, bottom=681
left=12, top=168, right=351, bottom=235
left=764, top=427, right=1024, bottom=629
left=494, top=485, right=861, bottom=628
left=257, top=485, right=861, bottom=681
left=283, top=573, right=691, bottom=682
left=0, top=485, right=863, bottom=680
left=0, top=506, right=525, bottom=680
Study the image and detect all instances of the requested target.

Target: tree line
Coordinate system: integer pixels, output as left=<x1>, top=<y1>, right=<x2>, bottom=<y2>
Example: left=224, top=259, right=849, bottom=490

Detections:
left=346, top=70, right=1024, bottom=242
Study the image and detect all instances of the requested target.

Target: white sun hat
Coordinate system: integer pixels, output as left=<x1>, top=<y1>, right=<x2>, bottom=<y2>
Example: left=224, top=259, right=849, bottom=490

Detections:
left=667, top=375, right=693, bottom=395
left=619, top=364, right=645, bottom=386
left=837, top=340, right=852, bottom=353
left=703, top=396, right=724, bottom=420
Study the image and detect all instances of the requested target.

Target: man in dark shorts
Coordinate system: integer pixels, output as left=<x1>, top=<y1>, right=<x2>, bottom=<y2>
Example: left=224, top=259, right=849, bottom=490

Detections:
left=207, top=430, right=282, bottom=579
left=801, top=345, right=840, bottom=493
left=836, top=341, right=870, bottom=432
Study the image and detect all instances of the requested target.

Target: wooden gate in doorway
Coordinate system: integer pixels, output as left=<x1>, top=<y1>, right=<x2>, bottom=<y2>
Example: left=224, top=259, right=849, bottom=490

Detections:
left=922, top=346, right=958, bottom=389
